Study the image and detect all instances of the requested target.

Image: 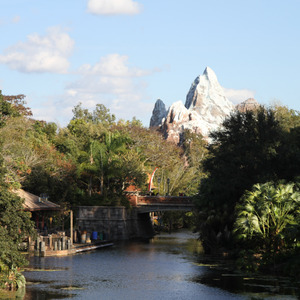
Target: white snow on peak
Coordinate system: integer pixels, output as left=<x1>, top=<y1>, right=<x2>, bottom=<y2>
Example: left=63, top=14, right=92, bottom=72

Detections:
left=185, top=67, right=233, bottom=113
left=167, top=101, right=187, bottom=122
left=203, top=66, right=219, bottom=85
left=150, top=67, right=236, bottom=142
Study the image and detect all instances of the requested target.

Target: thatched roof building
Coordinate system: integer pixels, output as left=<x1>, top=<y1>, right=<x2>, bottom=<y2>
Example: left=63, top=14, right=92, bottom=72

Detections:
left=15, top=189, right=60, bottom=211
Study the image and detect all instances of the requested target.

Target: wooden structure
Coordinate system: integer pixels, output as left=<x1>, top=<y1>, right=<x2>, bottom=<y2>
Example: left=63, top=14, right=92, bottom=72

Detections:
left=15, top=189, right=61, bottom=233
left=15, top=189, right=113, bottom=256
left=17, top=189, right=61, bottom=212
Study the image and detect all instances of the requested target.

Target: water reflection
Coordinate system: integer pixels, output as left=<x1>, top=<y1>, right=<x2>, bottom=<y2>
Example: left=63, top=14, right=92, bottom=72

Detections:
left=17, top=231, right=300, bottom=300
left=192, top=267, right=300, bottom=299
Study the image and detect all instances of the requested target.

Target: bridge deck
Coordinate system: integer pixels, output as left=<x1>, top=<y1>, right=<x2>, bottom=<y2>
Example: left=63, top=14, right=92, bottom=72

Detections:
left=128, top=195, right=194, bottom=213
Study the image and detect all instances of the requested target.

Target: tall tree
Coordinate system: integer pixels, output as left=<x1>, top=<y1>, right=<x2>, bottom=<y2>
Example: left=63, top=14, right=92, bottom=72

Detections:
left=195, top=108, right=287, bottom=252
left=0, top=91, right=32, bottom=128
left=71, top=102, right=116, bottom=126
left=0, top=152, right=35, bottom=289
left=57, top=104, right=147, bottom=205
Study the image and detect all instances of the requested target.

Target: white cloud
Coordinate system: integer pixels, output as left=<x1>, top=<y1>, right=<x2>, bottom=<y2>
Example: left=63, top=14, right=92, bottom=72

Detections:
left=87, top=0, right=142, bottom=15
left=0, top=27, right=74, bottom=73
left=31, top=54, right=157, bottom=126
left=66, top=54, right=155, bottom=121
left=79, top=54, right=151, bottom=77
left=223, top=87, right=256, bottom=104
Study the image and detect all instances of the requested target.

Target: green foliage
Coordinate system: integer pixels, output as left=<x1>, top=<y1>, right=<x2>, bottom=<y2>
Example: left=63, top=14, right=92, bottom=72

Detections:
left=235, top=250, right=261, bottom=272
left=0, top=264, right=26, bottom=290
left=117, top=124, right=207, bottom=196
left=0, top=91, right=32, bottom=128
left=0, top=154, right=35, bottom=289
left=158, top=211, right=198, bottom=232
left=0, top=117, right=77, bottom=206
left=0, top=117, right=42, bottom=185
left=52, top=104, right=207, bottom=203
left=76, top=130, right=146, bottom=201
left=33, top=121, right=58, bottom=142
left=234, top=182, right=300, bottom=252
left=51, top=105, right=148, bottom=205
left=201, top=108, right=283, bottom=206
left=194, top=107, right=300, bottom=253
left=180, top=130, right=208, bottom=195
left=272, top=105, right=300, bottom=131
left=71, top=102, right=116, bottom=126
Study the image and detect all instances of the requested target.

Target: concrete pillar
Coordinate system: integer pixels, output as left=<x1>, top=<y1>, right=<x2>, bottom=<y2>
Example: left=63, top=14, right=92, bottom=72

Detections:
left=54, top=241, right=58, bottom=251
left=62, top=237, right=66, bottom=250
left=67, top=239, right=71, bottom=250
left=35, top=236, right=40, bottom=251
left=40, top=241, right=46, bottom=256
left=40, top=241, right=45, bottom=252
left=58, top=240, right=61, bottom=251
left=107, top=209, right=111, bottom=240
left=49, top=235, right=53, bottom=250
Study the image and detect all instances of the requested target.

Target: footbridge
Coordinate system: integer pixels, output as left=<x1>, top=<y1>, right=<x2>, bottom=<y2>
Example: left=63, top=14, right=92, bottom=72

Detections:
left=128, top=194, right=195, bottom=213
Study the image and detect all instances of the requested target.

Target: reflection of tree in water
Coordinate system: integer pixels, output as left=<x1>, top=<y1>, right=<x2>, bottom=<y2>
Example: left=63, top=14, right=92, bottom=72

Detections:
left=192, top=261, right=299, bottom=297
left=157, top=211, right=197, bottom=233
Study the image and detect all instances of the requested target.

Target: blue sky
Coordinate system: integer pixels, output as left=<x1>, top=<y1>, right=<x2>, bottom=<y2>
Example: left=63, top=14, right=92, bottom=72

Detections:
left=0, top=0, right=299, bottom=126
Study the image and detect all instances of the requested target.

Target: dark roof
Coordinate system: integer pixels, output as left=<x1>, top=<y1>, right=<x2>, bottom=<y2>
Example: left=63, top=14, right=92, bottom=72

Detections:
left=15, top=189, right=61, bottom=211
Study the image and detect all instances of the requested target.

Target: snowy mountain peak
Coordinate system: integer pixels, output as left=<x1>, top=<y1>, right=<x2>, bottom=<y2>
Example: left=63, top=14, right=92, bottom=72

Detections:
left=203, top=66, right=218, bottom=82
left=149, top=67, right=255, bottom=143
left=184, top=67, right=234, bottom=121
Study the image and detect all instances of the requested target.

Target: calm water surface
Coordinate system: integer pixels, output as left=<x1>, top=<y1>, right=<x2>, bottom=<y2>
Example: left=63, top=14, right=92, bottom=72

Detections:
left=21, top=231, right=299, bottom=300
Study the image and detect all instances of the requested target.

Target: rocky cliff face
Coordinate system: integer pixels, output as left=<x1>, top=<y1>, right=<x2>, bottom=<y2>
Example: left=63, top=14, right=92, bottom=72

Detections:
left=160, top=101, right=208, bottom=144
left=236, top=98, right=260, bottom=112
left=149, top=67, right=259, bottom=144
left=149, top=99, right=167, bottom=127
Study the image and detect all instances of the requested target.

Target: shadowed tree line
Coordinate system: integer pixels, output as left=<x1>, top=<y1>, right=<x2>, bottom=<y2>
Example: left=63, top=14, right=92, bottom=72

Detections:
left=0, top=92, right=35, bottom=289
left=194, top=106, right=300, bottom=277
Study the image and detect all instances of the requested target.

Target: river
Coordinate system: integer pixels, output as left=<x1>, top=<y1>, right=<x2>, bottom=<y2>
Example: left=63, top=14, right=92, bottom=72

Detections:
left=21, top=231, right=298, bottom=300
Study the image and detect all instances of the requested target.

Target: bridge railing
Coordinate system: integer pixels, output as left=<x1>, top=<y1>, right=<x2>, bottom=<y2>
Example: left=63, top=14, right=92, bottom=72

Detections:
left=128, top=194, right=193, bottom=207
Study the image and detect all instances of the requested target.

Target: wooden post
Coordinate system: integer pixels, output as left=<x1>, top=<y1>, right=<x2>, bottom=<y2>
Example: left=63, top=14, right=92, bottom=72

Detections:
left=41, top=213, right=45, bottom=231
left=62, top=210, right=64, bottom=231
left=70, top=210, right=73, bottom=247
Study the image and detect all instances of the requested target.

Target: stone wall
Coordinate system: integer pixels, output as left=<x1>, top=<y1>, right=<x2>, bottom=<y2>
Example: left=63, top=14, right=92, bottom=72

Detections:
left=76, top=206, right=154, bottom=241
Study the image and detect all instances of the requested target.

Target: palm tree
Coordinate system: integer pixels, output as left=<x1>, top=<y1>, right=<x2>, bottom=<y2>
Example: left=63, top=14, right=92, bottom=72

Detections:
left=234, top=182, right=300, bottom=252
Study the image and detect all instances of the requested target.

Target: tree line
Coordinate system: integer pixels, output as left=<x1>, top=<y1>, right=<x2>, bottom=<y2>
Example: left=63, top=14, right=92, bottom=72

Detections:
left=194, top=106, right=300, bottom=276
left=0, top=90, right=206, bottom=289
left=0, top=88, right=299, bottom=288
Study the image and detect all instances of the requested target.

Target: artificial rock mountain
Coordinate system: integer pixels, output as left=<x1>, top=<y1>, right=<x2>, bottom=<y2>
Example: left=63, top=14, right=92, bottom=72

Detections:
left=149, top=67, right=259, bottom=143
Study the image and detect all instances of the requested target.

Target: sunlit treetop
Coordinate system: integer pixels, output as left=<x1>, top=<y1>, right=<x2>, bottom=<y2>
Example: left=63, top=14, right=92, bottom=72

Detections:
left=0, top=90, right=32, bottom=127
